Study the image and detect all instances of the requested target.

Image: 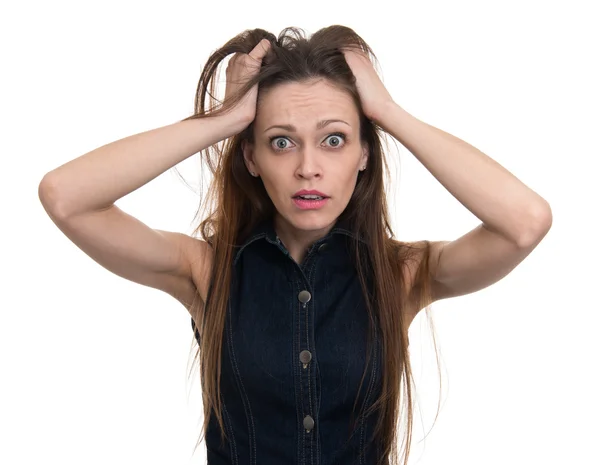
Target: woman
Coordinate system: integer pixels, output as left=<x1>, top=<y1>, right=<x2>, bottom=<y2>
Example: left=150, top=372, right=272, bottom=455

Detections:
left=38, top=25, right=552, bottom=465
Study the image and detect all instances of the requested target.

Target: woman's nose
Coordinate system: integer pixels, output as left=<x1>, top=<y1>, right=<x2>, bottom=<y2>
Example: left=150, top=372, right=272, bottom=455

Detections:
left=296, top=150, right=321, bottom=178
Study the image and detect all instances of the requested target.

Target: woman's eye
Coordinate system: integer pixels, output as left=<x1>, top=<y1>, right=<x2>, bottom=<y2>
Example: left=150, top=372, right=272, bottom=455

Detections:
left=271, top=137, right=291, bottom=151
left=325, top=133, right=346, bottom=147
left=269, top=133, right=346, bottom=152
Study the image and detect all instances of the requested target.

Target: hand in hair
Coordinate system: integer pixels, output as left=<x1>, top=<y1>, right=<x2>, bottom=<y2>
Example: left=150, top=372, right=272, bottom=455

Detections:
left=224, top=38, right=271, bottom=124
left=341, top=47, right=395, bottom=125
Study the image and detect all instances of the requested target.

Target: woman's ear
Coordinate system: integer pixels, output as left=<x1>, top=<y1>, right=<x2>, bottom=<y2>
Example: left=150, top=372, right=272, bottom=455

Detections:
left=361, top=142, right=369, bottom=168
left=242, top=140, right=258, bottom=176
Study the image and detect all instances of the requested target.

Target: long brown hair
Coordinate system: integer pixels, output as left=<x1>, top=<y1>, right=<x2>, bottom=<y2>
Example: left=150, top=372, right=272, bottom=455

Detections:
left=176, top=25, right=443, bottom=465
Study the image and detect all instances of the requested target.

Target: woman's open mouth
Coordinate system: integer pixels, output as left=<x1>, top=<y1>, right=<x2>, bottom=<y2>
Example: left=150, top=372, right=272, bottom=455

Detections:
left=292, top=196, right=329, bottom=210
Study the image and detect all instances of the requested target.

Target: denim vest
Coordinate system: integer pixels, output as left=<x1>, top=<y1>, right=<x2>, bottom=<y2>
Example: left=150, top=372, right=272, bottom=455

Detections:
left=191, top=215, right=384, bottom=465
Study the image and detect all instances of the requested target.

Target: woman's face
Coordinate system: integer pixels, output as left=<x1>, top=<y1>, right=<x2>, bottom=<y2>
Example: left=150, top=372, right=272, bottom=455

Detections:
left=243, top=78, right=368, bottom=234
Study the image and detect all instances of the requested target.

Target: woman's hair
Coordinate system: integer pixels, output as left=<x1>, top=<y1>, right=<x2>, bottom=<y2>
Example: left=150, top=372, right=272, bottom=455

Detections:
left=176, top=25, right=443, bottom=465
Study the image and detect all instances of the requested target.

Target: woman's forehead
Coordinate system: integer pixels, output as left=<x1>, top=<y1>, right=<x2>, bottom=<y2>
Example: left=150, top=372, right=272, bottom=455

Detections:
left=256, top=82, right=358, bottom=129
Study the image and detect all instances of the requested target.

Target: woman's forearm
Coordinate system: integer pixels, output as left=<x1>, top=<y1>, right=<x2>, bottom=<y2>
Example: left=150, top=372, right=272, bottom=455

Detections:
left=376, top=102, right=551, bottom=245
left=39, top=113, right=245, bottom=218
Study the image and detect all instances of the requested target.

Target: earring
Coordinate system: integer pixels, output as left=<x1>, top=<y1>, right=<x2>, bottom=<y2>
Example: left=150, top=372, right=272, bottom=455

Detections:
left=250, top=171, right=257, bottom=177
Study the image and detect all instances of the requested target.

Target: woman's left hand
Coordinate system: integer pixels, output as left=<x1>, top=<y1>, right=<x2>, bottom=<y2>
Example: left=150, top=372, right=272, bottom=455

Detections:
left=341, top=47, right=395, bottom=125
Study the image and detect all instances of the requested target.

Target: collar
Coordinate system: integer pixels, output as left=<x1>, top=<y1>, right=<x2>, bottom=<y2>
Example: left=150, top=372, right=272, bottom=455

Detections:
left=233, top=215, right=367, bottom=266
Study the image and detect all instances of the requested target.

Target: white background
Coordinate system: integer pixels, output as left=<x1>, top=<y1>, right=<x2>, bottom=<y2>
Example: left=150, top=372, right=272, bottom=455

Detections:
left=2, top=0, right=598, bottom=464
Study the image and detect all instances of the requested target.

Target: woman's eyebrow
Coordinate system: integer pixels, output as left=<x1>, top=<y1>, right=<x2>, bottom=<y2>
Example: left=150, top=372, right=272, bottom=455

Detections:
left=263, top=119, right=350, bottom=133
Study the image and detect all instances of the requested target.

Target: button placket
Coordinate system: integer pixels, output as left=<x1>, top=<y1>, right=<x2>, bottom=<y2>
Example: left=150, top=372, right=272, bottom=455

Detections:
left=297, top=288, right=315, bottom=443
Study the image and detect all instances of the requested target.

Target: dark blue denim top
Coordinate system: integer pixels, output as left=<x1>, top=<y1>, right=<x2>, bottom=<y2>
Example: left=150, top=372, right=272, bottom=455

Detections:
left=191, top=215, right=384, bottom=465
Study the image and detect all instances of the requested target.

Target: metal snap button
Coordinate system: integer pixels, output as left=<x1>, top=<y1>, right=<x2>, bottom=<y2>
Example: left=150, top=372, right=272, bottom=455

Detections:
left=300, top=350, right=312, bottom=368
left=298, top=290, right=311, bottom=304
left=303, top=415, right=314, bottom=432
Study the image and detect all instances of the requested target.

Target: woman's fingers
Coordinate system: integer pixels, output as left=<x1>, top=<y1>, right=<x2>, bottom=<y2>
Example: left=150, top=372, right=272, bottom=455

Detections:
left=245, top=39, right=271, bottom=71
left=223, top=38, right=272, bottom=123
left=248, top=38, right=271, bottom=60
left=227, top=39, right=270, bottom=74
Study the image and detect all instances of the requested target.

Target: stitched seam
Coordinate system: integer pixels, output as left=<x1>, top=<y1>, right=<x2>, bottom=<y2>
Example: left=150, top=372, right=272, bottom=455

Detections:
left=371, top=340, right=381, bottom=463
left=291, top=272, right=302, bottom=465
left=316, top=245, right=333, bottom=464
left=223, top=400, right=239, bottom=465
left=307, top=253, right=320, bottom=465
left=233, top=233, right=267, bottom=266
left=316, top=358, right=321, bottom=464
left=226, top=299, right=257, bottom=465
left=360, top=330, right=378, bottom=465
left=295, top=278, right=305, bottom=465
left=330, top=227, right=368, bottom=245
left=306, top=295, right=313, bottom=465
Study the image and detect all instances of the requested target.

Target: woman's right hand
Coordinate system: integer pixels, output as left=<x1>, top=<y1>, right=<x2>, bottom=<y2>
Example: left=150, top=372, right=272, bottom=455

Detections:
left=224, top=38, right=271, bottom=127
